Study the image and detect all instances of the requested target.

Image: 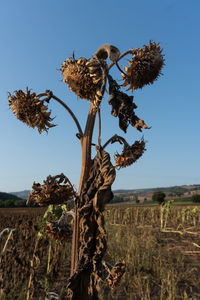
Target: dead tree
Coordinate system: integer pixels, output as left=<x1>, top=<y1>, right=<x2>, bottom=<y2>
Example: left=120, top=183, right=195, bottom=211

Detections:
left=8, top=41, right=164, bottom=299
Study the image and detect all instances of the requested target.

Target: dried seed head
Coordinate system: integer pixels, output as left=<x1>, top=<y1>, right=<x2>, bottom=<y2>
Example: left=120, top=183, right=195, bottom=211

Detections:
left=28, top=174, right=75, bottom=206
left=8, top=88, right=55, bottom=133
left=106, top=260, right=126, bottom=289
left=45, top=221, right=72, bottom=242
left=61, top=56, right=104, bottom=105
left=122, top=41, right=164, bottom=90
left=115, top=139, right=146, bottom=169
left=94, top=44, right=120, bottom=62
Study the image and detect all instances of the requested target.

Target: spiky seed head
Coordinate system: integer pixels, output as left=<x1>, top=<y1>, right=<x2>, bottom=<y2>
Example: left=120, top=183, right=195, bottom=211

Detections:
left=8, top=88, right=55, bottom=133
left=115, top=139, right=146, bottom=169
left=122, top=41, right=164, bottom=91
left=61, top=56, right=103, bottom=104
left=45, top=221, right=72, bottom=242
left=27, top=174, right=75, bottom=206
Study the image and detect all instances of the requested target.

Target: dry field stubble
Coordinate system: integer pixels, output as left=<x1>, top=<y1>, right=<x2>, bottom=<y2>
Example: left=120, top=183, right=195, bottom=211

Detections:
left=1, top=205, right=200, bottom=299
left=0, top=208, right=71, bottom=300
left=103, top=204, right=200, bottom=299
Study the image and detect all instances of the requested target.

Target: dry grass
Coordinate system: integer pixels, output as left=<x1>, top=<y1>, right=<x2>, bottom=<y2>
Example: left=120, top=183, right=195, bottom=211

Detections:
left=102, top=204, right=200, bottom=299
left=1, top=204, right=200, bottom=299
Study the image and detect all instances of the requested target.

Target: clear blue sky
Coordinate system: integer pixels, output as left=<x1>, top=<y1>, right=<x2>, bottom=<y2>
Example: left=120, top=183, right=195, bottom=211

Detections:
left=0, top=0, right=200, bottom=193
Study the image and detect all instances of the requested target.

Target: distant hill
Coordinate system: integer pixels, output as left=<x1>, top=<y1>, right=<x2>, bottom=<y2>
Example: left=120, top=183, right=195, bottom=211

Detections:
left=114, top=184, right=200, bottom=195
left=0, top=192, right=22, bottom=201
left=113, top=184, right=200, bottom=204
left=10, top=190, right=30, bottom=200
left=0, top=192, right=26, bottom=208
left=5, top=184, right=200, bottom=204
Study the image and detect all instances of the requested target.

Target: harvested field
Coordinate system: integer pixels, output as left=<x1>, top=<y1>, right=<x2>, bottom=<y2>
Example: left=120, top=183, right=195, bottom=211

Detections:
left=1, top=204, right=200, bottom=299
left=0, top=208, right=71, bottom=300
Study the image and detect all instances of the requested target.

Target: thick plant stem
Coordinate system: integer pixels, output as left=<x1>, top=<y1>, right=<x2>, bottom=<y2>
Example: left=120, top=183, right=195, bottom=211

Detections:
left=71, top=103, right=97, bottom=276
left=79, top=104, right=97, bottom=192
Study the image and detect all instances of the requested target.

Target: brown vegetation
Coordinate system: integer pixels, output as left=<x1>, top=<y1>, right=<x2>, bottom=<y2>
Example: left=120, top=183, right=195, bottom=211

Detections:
left=7, top=42, right=165, bottom=299
left=1, top=204, right=200, bottom=299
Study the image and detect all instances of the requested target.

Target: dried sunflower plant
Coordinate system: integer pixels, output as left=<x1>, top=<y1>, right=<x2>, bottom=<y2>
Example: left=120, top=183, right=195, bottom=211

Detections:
left=8, top=41, right=164, bottom=300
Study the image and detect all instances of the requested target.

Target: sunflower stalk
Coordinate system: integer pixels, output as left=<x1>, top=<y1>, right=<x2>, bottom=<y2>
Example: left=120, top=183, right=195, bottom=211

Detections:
left=71, top=103, right=98, bottom=277
left=8, top=41, right=164, bottom=300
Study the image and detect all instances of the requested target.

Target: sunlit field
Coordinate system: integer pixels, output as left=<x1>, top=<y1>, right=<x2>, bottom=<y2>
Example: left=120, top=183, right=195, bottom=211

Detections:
left=1, top=203, right=200, bottom=300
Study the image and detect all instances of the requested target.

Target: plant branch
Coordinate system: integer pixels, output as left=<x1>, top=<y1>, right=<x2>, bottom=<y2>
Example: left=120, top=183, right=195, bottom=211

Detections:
left=37, top=92, right=47, bottom=98
left=108, top=48, right=138, bottom=71
left=102, top=134, right=129, bottom=150
left=1, top=229, right=15, bottom=255
left=100, top=63, right=108, bottom=99
left=115, top=61, right=127, bottom=76
left=41, top=90, right=83, bottom=137
left=97, top=107, right=101, bottom=147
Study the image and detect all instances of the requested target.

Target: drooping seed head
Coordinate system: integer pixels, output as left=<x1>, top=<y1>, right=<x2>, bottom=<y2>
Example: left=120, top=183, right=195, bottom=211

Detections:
left=115, top=139, right=146, bottom=169
left=28, top=174, right=75, bottom=206
left=61, top=56, right=104, bottom=105
left=45, top=221, right=72, bottom=242
left=122, top=41, right=164, bottom=90
left=8, top=88, right=55, bottom=133
left=94, top=44, right=120, bottom=62
left=106, top=260, right=126, bottom=289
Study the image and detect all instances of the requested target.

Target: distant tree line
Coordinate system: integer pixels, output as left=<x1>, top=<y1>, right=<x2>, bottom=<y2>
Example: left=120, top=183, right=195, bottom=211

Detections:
left=0, top=199, right=26, bottom=208
left=0, top=192, right=26, bottom=207
left=191, top=194, right=200, bottom=203
left=110, top=195, right=125, bottom=204
left=152, top=191, right=166, bottom=205
left=152, top=191, right=200, bottom=204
